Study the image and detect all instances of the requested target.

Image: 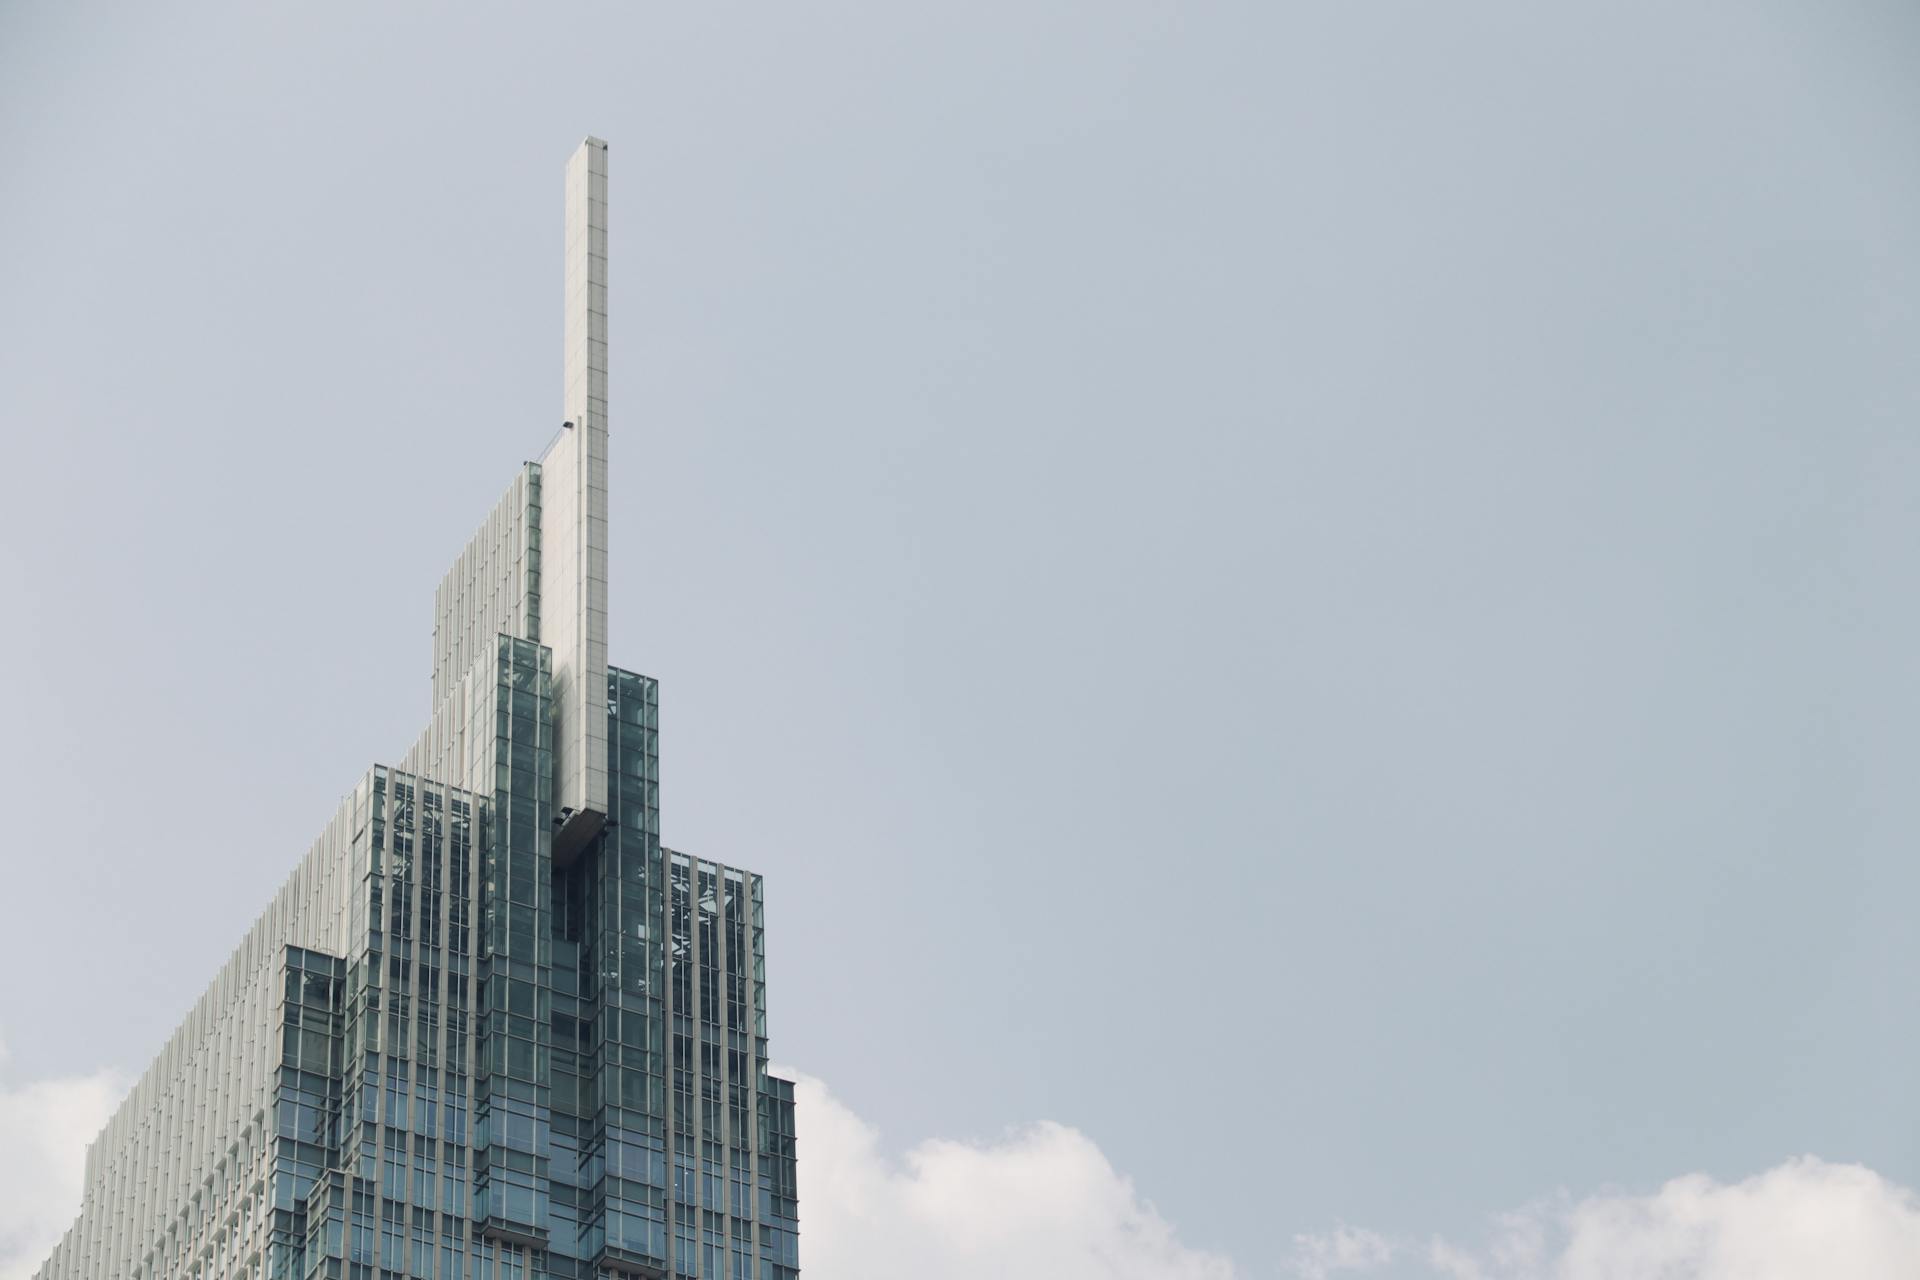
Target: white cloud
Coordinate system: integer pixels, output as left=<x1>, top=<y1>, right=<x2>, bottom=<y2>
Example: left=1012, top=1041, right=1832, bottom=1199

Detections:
left=1288, top=1157, right=1920, bottom=1280
left=1546, top=1158, right=1920, bottom=1280
left=788, top=1071, right=1238, bottom=1280
left=0, top=1039, right=128, bottom=1280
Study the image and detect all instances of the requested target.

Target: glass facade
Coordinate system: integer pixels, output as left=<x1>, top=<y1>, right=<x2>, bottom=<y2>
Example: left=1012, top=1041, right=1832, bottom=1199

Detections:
left=274, top=643, right=794, bottom=1280
left=38, top=639, right=797, bottom=1280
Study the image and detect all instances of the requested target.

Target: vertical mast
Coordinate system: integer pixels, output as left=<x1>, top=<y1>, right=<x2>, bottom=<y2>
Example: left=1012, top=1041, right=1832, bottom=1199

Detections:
left=564, top=136, right=609, bottom=437
left=551, top=136, right=611, bottom=862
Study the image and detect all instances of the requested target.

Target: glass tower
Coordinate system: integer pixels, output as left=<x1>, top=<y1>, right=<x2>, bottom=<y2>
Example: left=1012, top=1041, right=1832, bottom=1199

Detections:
left=32, top=138, right=800, bottom=1280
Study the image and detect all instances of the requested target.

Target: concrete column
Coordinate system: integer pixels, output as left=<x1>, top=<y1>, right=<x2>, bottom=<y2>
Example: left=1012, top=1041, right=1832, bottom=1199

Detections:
left=551, top=136, right=611, bottom=861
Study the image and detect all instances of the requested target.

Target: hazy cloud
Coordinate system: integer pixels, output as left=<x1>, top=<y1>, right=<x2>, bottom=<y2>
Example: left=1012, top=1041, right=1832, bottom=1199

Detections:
left=789, top=1071, right=1238, bottom=1280
left=1292, top=1157, right=1920, bottom=1280
left=0, top=1040, right=126, bottom=1280
left=1289, top=1225, right=1395, bottom=1279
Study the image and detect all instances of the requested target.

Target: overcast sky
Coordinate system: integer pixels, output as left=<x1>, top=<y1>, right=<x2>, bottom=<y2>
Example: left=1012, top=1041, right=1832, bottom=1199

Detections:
left=3, top=3, right=1919, bottom=1278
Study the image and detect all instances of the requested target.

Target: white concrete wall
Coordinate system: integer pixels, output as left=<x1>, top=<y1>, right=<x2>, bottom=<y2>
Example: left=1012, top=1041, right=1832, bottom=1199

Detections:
left=430, top=465, right=539, bottom=711
left=549, top=136, right=611, bottom=831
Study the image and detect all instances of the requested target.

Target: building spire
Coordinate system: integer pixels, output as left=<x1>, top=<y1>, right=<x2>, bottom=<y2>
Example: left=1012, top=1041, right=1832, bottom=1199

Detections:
left=552, top=136, right=611, bottom=861
left=564, top=137, right=609, bottom=432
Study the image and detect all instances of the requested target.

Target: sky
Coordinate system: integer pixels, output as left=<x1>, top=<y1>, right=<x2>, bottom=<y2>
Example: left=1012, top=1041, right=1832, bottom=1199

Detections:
left=2, top=2, right=1919, bottom=1277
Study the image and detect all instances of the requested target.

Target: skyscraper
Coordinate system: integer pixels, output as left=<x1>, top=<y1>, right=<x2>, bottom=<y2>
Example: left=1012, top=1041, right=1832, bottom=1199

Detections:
left=32, top=138, right=801, bottom=1280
